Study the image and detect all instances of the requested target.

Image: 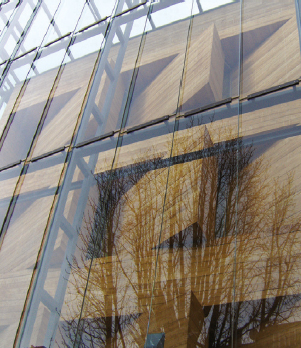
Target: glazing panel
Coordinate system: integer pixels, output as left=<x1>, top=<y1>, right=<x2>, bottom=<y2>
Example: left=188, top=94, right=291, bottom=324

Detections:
left=14, top=0, right=61, bottom=57
left=0, top=0, right=39, bottom=64
left=72, top=121, right=174, bottom=347
left=147, top=101, right=239, bottom=347
left=240, top=0, right=301, bottom=98
left=0, top=152, right=66, bottom=348
left=0, top=162, right=22, bottom=229
left=0, top=38, right=69, bottom=168
left=0, top=0, right=17, bottom=34
left=41, top=0, right=86, bottom=46
left=115, top=0, right=146, bottom=16
left=31, top=19, right=109, bottom=159
left=180, top=0, right=240, bottom=113
left=233, top=87, right=301, bottom=347
left=75, top=6, right=149, bottom=144
left=75, top=0, right=117, bottom=31
left=18, top=135, right=119, bottom=347
left=0, top=49, right=36, bottom=140
left=125, top=0, right=193, bottom=128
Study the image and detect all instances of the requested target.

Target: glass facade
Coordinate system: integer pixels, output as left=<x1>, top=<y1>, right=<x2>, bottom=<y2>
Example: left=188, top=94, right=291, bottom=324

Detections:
left=0, top=0, right=301, bottom=347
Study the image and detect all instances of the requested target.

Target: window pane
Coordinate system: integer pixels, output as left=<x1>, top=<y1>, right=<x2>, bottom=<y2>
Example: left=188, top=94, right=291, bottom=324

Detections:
left=31, top=19, right=109, bottom=158
left=0, top=163, right=22, bottom=229
left=146, top=101, right=239, bottom=348
left=0, top=152, right=66, bottom=347
left=29, top=120, right=175, bottom=347
left=75, top=121, right=174, bottom=347
left=233, top=87, right=301, bottom=347
left=75, top=0, right=117, bottom=30
left=0, top=38, right=69, bottom=168
left=18, top=135, right=119, bottom=347
left=115, top=0, right=146, bottom=16
left=75, top=6, right=149, bottom=144
left=0, top=0, right=18, bottom=35
left=240, top=0, right=301, bottom=98
left=0, top=0, right=39, bottom=64
left=125, top=0, right=194, bottom=128
left=0, top=50, right=36, bottom=144
left=181, top=1, right=240, bottom=113
left=41, top=0, right=86, bottom=46
left=14, top=0, right=61, bottom=57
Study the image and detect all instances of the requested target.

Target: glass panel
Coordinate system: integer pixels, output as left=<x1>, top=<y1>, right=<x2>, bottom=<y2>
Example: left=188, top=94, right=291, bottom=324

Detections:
left=31, top=19, right=109, bottom=158
left=75, top=6, right=149, bottom=144
left=19, top=135, right=119, bottom=347
left=74, top=121, right=174, bottom=347
left=75, top=0, right=117, bottom=31
left=20, top=121, right=175, bottom=346
left=233, top=87, right=301, bottom=347
left=0, top=0, right=39, bottom=64
left=0, top=38, right=69, bottom=168
left=0, top=0, right=17, bottom=35
left=240, top=0, right=301, bottom=98
left=0, top=49, right=37, bottom=140
left=0, top=162, right=22, bottom=229
left=180, top=0, right=240, bottom=113
left=14, top=0, right=61, bottom=57
left=125, top=0, right=193, bottom=128
left=0, top=152, right=66, bottom=348
left=115, top=0, right=146, bottom=16
left=41, top=0, right=86, bottom=46
left=146, top=101, right=239, bottom=348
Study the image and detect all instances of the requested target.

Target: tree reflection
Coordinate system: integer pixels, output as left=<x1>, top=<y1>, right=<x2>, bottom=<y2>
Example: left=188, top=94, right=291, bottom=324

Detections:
left=59, top=120, right=301, bottom=348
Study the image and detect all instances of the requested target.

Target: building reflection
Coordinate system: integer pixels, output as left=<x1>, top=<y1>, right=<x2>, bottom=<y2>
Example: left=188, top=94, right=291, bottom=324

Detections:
left=1, top=0, right=301, bottom=347
left=58, top=119, right=301, bottom=347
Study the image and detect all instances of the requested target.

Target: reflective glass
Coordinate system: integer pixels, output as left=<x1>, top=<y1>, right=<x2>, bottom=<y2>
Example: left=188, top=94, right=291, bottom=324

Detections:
left=19, top=135, right=119, bottom=347
left=3, top=1, right=301, bottom=347
left=76, top=6, right=149, bottom=144
left=181, top=0, right=240, bottom=113
left=0, top=50, right=36, bottom=140
left=14, top=0, right=61, bottom=57
left=115, top=0, right=146, bottom=16
left=147, top=101, right=239, bottom=347
left=75, top=0, right=117, bottom=31
left=41, top=0, right=86, bottom=46
left=0, top=0, right=17, bottom=34
left=0, top=162, right=22, bottom=229
left=240, top=0, right=301, bottom=98
left=233, top=87, right=301, bottom=347
left=0, top=0, right=39, bottom=64
left=0, top=152, right=66, bottom=348
left=125, top=0, right=193, bottom=128
left=75, top=120, right=174, bottom=347
left=0, top=38, right=69, bottom=168
left=31, top=20, right=109, bottom=158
